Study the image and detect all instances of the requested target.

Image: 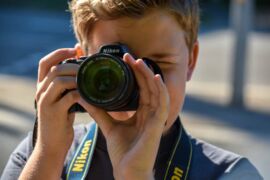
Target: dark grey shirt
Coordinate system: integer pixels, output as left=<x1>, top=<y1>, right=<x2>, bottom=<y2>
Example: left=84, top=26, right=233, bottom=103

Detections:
left=1, top=122, right=263, bottom=180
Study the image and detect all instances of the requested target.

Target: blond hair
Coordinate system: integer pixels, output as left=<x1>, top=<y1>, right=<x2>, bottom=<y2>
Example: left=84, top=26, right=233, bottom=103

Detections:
left=69, top=0, right=200, bottom=52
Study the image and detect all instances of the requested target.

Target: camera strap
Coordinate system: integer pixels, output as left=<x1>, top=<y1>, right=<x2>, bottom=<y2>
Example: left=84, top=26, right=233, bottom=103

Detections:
left=66, top=118, right=192, bottom=180
left=163, top=119, right=193, bottom=180
left=66, top=122, right=98, bottom=180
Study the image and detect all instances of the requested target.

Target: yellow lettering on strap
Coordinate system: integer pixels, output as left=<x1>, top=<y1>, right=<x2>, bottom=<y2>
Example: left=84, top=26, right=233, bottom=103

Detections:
left=171, top=175, right=180, bottom=180
left=75, top=160, right=86, bottom=164
left=171, top=167, right=184, bottom=180
left=81, top=146, right=89, bottom=154
left=72, top=163, right=84, bottom=172
left=84, top=140, right=92, bottom=146
left=77, top=153, right=88, bottom=160
left=174, top=167, right=183, bottom=177
left=71, top=140, right=93, bottom=172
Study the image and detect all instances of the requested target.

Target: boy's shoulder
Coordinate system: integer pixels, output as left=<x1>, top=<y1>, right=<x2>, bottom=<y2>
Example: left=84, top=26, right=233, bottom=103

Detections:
left=1, top=123, right=263, bottom=180
left=190, top=137, right=263, bottom=180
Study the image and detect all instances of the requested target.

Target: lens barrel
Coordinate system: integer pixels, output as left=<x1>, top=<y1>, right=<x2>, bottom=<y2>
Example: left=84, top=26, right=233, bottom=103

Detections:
left=77, top=53, right=139, bottom=111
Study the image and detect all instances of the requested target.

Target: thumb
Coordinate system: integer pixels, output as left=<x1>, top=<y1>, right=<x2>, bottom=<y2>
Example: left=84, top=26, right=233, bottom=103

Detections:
left=78, top=98, right=114, bottom=137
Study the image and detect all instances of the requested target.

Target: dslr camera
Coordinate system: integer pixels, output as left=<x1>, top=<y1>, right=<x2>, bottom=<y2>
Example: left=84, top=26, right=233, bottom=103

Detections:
left=61, top=44, right=163, bottom=112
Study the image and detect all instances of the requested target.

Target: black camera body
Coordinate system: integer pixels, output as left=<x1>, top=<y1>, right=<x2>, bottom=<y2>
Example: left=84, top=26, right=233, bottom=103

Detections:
left=61, top=44, right=163, bottom=113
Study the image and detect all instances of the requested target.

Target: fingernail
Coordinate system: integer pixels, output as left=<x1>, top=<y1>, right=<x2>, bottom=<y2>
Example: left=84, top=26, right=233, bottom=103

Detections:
left=124, top=53, right=133, bottom=60
left=136, top=59, right=143, bottom=64
left=124, top=53, right=136, bottom=65
left=156, top=74, right=163, bottom=82
left=155, top=74, right=161, bottom=78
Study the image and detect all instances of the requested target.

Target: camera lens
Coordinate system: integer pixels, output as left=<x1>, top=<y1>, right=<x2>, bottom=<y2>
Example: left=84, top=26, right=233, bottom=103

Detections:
left=77, top=54, right=138, bottom=110
left=78, top=54, right=125, bottom=102
left=94, top=68, right=119, bottom=94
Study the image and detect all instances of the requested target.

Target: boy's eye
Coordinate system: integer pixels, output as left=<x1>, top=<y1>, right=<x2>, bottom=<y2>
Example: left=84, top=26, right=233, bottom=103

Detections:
left=155, top=60, right=175, bottom=65
left=155, top=61, right=174, bottom=69
left=156, top=61, right=170, bottom=64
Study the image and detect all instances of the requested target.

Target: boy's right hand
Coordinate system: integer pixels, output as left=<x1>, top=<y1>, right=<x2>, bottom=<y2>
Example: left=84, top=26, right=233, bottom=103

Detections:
left=35, top=48, right=80, bottom=156
left=19, top=48, right=82, bottom=180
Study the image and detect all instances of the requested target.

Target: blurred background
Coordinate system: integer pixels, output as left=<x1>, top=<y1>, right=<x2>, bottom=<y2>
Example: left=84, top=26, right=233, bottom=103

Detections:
left=0, top=0, right=269, bottom=178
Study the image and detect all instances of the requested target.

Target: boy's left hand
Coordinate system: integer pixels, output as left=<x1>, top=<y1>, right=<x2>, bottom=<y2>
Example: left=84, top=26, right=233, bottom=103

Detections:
left=79, top=53, right=170, bottom=180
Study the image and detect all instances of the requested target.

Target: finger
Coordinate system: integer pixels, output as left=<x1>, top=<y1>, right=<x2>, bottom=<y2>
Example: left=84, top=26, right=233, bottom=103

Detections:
left=42, top=76, right=77, bottom=104
left=135, top=59, right=159, bottom=108
left=78, top=99, right=114, bottom=137
left=140, top=75, right=169, bottom=150
left=38, top=48, right=76, bottom=83
left=57, top=90, right=80, bottom=112
left=123, top=54, right=150, bottom=106
left=140, top=75, right=169, bottom=133
left=36, top=63, right=79, bottom=102
left=154, top=74, right=169, bottom=125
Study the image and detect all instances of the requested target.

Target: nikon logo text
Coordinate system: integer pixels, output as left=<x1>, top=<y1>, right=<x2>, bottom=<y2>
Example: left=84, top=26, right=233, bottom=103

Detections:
left=103, top=49, right=120, bottom=54
left=72, top=140, right=92, bottom=172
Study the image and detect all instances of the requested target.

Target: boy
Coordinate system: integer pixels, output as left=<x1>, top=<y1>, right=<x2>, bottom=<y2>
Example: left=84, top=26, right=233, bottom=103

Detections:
left=1, top=0, right=263, bottom=179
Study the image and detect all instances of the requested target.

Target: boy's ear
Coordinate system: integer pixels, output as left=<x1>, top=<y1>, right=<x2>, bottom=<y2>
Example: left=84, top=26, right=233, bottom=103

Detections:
left=187, top=40, right=199, bottom=81
left=75, top=43, right=85, bottom=58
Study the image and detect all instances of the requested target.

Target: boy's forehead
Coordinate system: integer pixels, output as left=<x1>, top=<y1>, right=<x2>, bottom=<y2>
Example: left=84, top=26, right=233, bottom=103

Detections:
left=87, top=10, right=187, bottom=57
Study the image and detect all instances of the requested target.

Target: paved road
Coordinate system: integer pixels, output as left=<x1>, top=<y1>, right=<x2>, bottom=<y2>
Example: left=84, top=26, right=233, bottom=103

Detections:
left=0, top=7, right=269, bottom=179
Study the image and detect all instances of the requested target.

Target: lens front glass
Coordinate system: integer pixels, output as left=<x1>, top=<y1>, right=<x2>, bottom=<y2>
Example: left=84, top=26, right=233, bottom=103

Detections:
left=79, top=55, right=126, bottom=104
